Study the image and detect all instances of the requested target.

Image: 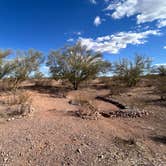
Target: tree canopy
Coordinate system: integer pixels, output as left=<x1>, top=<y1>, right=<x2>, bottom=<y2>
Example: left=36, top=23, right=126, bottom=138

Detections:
left=0, top=49, right=13, bottom=79
left=113, top=54, right=151, bottom=87
left=11, top=49, right=44, bottom=82
left=47, top=43, right=111, bottom=90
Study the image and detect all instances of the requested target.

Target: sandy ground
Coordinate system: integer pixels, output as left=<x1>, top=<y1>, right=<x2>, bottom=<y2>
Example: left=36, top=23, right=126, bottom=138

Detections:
left=0, top=85, right=166, bottom=166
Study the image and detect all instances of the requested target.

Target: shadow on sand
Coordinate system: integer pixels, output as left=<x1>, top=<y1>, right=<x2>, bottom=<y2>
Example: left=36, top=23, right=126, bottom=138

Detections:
left=150, top=135, right=166, bottom=144
left=23, top=85, right=72, bottom=98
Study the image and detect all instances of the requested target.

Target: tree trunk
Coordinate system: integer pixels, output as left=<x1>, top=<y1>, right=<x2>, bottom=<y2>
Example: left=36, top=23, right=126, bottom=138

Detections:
left=161, top=95, right=165, bottom=101
left=73, top=81, right=78, bottom=90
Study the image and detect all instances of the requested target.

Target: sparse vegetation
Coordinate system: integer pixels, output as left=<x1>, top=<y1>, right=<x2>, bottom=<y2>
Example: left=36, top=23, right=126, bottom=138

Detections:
left=10, top=49, right=44, bottom=89
left=33, top=71, right=45, bottom=86
left=6, top=90, right=32, bottom=106
left=0, top=45, right=165, bottom=166
left=152, top=65, right=166, bottom=76
left=113, top=54, right=151, bottom=87
left=155, top=76, right=166, bottom=100
left=0, top=50, right=13, bottom=79
left=47, top=43, right=111, bottom=90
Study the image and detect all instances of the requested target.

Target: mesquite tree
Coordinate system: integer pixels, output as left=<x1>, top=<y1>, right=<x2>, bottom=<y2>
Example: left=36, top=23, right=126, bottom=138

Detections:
left=47, top=43, right=111, bottom=90
left=0, top=49, right=13, bottom=79
left=11, top=49, right=43, bottom=88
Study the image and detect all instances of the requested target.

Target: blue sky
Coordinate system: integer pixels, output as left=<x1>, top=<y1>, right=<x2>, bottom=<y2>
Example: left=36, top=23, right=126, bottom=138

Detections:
left=0, top=0, right=166, bottom=74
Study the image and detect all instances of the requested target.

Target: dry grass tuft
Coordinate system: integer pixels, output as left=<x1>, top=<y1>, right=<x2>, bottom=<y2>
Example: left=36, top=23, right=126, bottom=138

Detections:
left=113, top=136, right=137, bottom=148
left=5, top=90, right=32, bottom=106
left=72, top=92, right=100, bottom=120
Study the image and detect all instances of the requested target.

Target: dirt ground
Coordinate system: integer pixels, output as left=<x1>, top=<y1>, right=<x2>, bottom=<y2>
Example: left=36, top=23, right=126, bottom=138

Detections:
left=0, top=81, right=166, bottom=166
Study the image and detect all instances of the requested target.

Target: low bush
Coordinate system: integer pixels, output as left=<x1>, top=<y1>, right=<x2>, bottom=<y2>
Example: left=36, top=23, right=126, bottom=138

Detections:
left=155, top=76, right=166, bottom=100
left=70, top=92, right=100, bottom=120
left=5, top=90, right=32, bottom=106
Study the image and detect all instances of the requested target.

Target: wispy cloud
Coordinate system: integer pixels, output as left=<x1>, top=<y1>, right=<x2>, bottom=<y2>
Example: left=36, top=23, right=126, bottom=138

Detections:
left=89, top=0, right=97, bottom=4
left=157, top=20, right=166, bottom=28
left=67, top=38, right=74, bottom=42
left=94, top=16, right=102, bottom=26
left=154, top=63, right=166, bottom=66
left=74, top=32, right=82, bottom=36
left=105, top=0, right=166, bottom=28
left=79, top=30, right=161, bottom=54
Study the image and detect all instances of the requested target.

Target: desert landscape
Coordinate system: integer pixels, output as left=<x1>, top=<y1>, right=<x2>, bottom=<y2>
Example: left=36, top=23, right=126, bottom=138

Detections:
left=0, top=0, right=166, bottom=165
left=0, top=75, right=165, bottom=166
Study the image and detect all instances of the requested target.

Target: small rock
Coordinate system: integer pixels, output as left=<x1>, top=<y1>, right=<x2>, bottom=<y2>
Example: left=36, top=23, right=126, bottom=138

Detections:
left=3, top=157, right=8, bottom=162
left=98, top=155, right=104, bottom=159
left=76, top=148, right=82, bottom=154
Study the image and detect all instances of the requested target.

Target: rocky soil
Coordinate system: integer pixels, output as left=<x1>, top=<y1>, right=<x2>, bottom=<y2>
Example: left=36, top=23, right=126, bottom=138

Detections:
left=0, top=85, right=165, bottom=166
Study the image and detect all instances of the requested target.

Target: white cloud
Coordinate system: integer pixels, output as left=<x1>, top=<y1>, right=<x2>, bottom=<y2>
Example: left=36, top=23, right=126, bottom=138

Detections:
left=90, top=0, right=97, bottom=4
left=157, top=20, right=166, bottom=28
left=73, top=31, right=82, bottom=36
left=154, top=63, right=166, bottom=66
left=94, top=16, right=102, bottom=26
left=79, top=30, right=160, bottom=54
left=40, top=65, right=50, bottom=77
left=163, top=46, right=166, bottom=49
left=67, top=38, right=74, bottom=42
left=105, top=0, right=166, bottom=28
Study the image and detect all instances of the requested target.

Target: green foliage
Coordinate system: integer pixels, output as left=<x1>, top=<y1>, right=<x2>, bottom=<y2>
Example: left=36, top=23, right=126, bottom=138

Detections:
left=47, top=43, right=111, bottom=90
left=113, top=54, right=151, bottom=87
left=152, top=65, right=166, bottom=76
left=0, top=49, right=13, bottom=79
left=33, top=71, right=44, bottom=79
left=11, top=49, right=43, bottom=87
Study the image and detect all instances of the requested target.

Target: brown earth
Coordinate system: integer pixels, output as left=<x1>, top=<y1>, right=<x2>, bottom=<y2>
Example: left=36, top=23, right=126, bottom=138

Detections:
left=0, top=82, right=166, bottom=166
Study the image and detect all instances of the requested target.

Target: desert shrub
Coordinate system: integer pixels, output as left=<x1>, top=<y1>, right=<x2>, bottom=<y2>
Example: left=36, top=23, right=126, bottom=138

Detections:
left=0, top=78, right=21, bottom=91
left=151, top=65, right=166, bottom=76
left=69, top=91, right=100, bottom=119
left=47, top=43, right=111, bottom=90
left=34, top=78, right=54, bottom=87
left=113, top=54, right=151, bottom=87
left=34, top=71, right=44, bottom=79
left=109, top=77, right=129, bottom=96
left=33, top=71, right=45, bottom=86
left=155, top=76, right=166, bottom=100
left=3, top=90, right=33, bottom=117
left=76, top=101, right=100, bottom=120
left=114, top=136, right=136, bottom=147
left=98, top=76, right=112, bottom=88
left=7, top=103, right=33, bottom=117
left=5, top=90, right=32, bottom=106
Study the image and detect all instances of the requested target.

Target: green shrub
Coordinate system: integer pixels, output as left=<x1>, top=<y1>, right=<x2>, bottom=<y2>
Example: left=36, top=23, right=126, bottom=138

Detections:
left=113, top=54, right=151, bottom=87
